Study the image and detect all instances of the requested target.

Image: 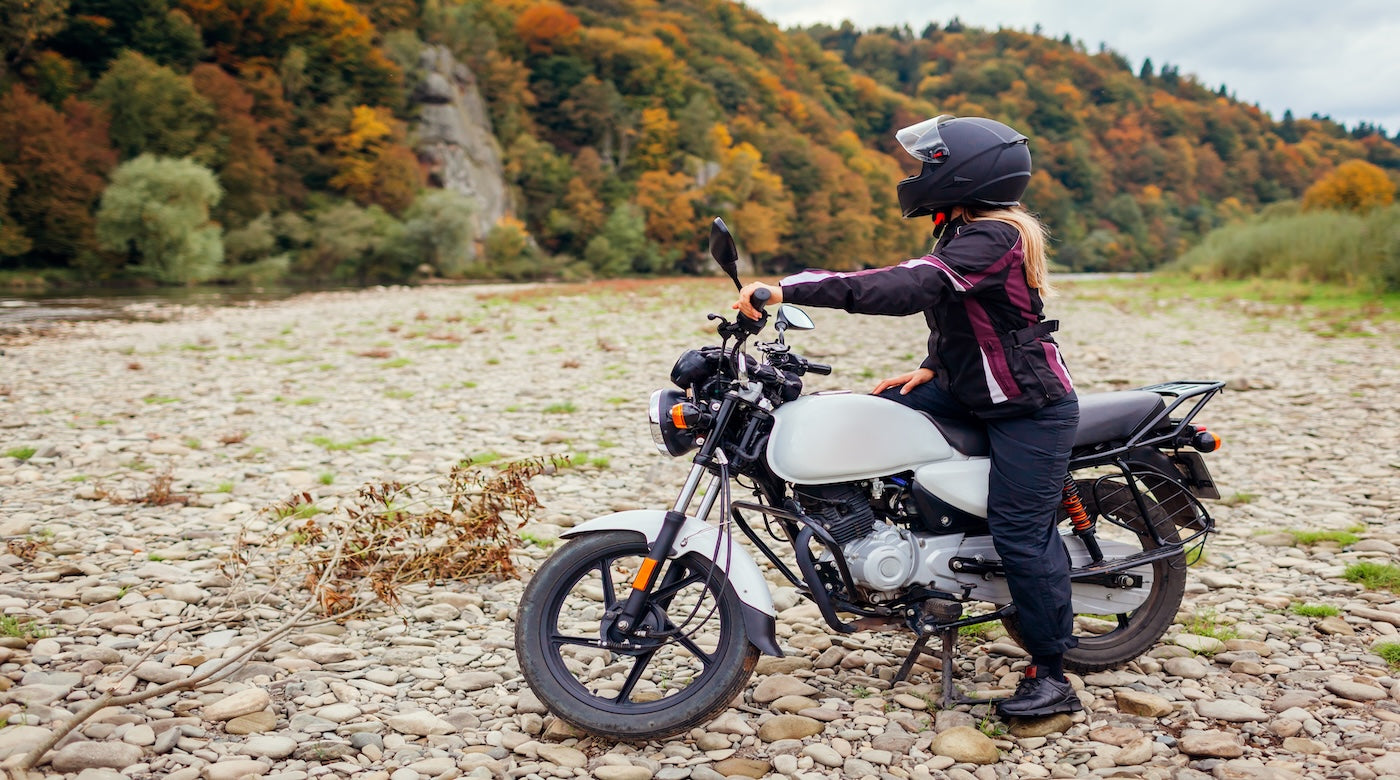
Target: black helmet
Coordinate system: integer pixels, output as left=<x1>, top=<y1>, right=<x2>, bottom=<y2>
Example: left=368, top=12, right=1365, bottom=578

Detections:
left=895, top=115, right=1032, bottom=219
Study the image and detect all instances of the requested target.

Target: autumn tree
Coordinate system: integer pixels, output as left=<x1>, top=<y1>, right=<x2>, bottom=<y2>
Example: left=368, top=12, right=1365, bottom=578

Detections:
left=177, top=0, right=400, bottom=105
left=92, top=51, right=217, bottom=162
left=192, top=64, right=279, bottom=224
left=0, top=0, right=70, bottom=77
left=514, top=2, right=580, bottom=54
left=0, top=87, right=116, bottom=268
left=1302, top=160, right=1396, bottom=213
left=329, top=105, right=423, bottom=215
left=96, top=155, right=224, bottom=284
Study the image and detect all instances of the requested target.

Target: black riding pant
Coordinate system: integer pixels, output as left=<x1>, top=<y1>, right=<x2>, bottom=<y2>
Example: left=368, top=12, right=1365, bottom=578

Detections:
left=881, top=383, right=1081, bottom=656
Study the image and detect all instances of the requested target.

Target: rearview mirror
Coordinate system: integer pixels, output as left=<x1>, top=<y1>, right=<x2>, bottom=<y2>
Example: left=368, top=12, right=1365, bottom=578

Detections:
left=776, top=305, right=814, bottom=331
left=709, top=218, right=741, bottom=290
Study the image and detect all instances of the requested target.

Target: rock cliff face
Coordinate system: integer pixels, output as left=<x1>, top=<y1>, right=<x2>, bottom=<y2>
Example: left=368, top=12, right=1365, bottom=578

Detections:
left=412, top=45, right=509, bottom=256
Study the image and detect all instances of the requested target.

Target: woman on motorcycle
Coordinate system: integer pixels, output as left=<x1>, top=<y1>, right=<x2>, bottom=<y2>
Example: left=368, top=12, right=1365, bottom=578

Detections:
left=734, top=115, right=1082, bottom=718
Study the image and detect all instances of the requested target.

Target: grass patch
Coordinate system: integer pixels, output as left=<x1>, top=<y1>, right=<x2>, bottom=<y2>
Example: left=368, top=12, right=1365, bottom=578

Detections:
left=518, top=530, right=556, bottom=549
left=214, top=481, right=234, bottom=493
left=586, top=456, right=610, bottom=469
left=1344, top=561, right=1400, bottom=592
left=318, top=472, right=335, bottom=486
left=384, top=389, right=415, bottom=400
left=309, top=436, right=386, bottom=451
left=1288, top=528, right=1361, bottom=547
left=466, top=451, right=503, bottom=466
left=1182, top=607, right=1238, bottom=642
left=274, top=501, right=324, bottom=521
left=380, top=358, right=412, bottom=369
left=1221, top=491, right=1257, bottom=508
left=543, top=402, right=577, bottom=414
left=294, top=397, right=322, bottom=406
left=1375, top=642, right=1400, bottom=668
left=0, top=615, right=47, bottom=641
left=1290, top=603, right=1340, bottom=618
left=181, top=343, right=216, bottom=352
left=4, top=446, right=36, bottom=461
left=142, top=395, right=180, bottom=405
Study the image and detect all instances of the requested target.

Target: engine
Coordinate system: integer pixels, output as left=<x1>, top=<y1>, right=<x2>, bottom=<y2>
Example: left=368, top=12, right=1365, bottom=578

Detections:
left=796, top=481, right=965, bottom=599
left=796, top=483, right=918, bottom=596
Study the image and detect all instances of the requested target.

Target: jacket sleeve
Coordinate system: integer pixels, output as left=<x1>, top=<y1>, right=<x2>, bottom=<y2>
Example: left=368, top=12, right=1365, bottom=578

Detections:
left=779, top=223, right=1017, bottom=316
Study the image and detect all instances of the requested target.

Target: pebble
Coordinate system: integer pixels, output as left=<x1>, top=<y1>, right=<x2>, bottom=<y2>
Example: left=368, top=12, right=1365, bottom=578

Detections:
left=929, top=726, right=999, bottom=765
left=1179, top=729, right=1245, bottom=758
left=203, top=689, right=272, bottom=721
left=49, top=742, right=144, bottom=773
left=757, top=714, right=824, bottom=741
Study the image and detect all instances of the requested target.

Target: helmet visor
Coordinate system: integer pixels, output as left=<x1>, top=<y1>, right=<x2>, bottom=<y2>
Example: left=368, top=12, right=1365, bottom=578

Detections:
left=896, top=115, right=954, bottom=164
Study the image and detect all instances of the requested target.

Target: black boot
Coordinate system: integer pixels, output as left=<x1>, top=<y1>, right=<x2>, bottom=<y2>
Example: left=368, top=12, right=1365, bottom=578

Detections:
left=996, top=665, right=1083, bottom=718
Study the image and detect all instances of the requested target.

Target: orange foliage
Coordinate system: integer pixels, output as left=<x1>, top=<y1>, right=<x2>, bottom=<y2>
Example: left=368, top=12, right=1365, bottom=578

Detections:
left=514, top=3, right=580, bottom=54
left=1302, top=160, right=1396, bottom=213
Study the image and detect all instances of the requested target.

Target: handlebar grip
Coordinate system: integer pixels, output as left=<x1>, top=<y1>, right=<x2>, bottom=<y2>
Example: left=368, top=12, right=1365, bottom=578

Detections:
left=750, top=286, right=771, bottom=310
left=806, top=362, right=832, bottom=376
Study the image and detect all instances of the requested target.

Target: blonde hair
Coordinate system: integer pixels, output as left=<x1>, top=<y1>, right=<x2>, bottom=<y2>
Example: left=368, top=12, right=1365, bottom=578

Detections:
left=962, top=206, right=1054, bottom=296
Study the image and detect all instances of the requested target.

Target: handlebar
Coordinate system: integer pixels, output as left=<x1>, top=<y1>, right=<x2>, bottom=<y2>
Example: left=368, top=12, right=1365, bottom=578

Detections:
left=750, top=286, right=771, bottom=310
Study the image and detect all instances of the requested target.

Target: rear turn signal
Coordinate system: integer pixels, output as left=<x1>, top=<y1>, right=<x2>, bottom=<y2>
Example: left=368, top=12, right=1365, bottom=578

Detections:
left=1190, top=426, right=1221, bottom=452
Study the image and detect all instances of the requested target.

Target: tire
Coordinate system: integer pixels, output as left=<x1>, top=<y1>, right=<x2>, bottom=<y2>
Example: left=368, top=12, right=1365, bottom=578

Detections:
left=1003, top=475, right=1188, bottom=673
left=515, top=530, right=759, bottom=741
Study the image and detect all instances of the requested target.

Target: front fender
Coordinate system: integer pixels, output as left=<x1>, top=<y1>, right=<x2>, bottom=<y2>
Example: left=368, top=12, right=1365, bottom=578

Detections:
left=560, top=510, right=782, bottom=657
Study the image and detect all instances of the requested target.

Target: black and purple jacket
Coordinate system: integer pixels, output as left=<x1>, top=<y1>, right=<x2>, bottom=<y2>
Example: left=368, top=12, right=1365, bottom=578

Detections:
left=780, top=218, right=1074, bottom=419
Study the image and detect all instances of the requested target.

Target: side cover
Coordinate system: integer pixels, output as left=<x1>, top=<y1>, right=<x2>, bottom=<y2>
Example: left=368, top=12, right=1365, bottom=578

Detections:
left=560, top=510, right=782, bottom=656
left=767, top=394, right=956, bottom=484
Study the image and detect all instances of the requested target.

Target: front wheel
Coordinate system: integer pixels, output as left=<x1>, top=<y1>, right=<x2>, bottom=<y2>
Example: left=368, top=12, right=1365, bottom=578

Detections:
left=1003, top=475, right=1189, bottom=673
left=516, top=530, right=758, bottom=740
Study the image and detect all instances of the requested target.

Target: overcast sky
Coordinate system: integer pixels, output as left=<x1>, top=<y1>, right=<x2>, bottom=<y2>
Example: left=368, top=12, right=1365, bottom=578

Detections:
left=744, top=0, right=1400, bottom=134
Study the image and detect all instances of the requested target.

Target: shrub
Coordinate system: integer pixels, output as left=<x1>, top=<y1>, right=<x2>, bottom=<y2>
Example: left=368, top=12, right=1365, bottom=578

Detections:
left=96, top=155, right=223, bottom=284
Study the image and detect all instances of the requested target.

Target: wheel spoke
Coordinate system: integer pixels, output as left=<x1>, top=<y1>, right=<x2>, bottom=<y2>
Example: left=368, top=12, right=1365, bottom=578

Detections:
left=651, top=566, right=707, bottom=604
left=599, top=557, right=618, bottom=608
left=673, top=631, right=715, bottom=666
left=613, top=650, right=656, bottom=703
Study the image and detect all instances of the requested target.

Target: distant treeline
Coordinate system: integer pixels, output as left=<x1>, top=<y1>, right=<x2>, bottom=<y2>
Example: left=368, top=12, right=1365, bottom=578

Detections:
left=1, top=0, right=1397, bottom=288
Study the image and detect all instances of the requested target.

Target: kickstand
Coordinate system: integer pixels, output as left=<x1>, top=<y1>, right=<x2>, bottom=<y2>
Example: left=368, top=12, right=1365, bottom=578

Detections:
left=892, top=627, right=1009, bottom=709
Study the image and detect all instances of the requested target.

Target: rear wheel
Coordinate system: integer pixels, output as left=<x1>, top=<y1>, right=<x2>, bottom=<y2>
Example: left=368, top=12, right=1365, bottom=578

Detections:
left=1003, top=474, right=1189, bottom=673
left=516, top=531, right=759, bottom=740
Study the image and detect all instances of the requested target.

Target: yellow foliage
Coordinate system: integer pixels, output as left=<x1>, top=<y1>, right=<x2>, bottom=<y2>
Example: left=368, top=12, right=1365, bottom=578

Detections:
left=1302, top=159, right=1396, bottom=213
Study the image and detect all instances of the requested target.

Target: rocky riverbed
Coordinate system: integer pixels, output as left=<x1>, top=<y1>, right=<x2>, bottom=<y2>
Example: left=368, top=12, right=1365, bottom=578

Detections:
left=0, top=279, right=1397, bottom=780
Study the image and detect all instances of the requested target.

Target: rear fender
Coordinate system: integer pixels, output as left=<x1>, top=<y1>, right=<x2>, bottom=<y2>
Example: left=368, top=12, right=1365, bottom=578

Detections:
left=560, top=510, right=782, bottom=657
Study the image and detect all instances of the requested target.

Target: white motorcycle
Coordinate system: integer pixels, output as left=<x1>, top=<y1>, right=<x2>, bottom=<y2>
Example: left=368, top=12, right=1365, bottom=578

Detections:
left=516, top=219, right=1225, bottom=740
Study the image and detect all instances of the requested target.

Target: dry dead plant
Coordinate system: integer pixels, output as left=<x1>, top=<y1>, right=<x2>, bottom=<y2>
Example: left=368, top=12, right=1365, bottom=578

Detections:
left=92, top=470, right=191, bottom=507
left=230, top=456, right=562, bottom=617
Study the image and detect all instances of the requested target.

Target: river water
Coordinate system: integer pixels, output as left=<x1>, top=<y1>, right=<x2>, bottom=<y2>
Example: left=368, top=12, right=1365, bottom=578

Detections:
left=0, top=284, right=342, bottom=328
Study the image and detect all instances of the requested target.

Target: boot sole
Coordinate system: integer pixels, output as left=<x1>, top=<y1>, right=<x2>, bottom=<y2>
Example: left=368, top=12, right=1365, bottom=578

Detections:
left=996, top=698, right=1084, bottom=719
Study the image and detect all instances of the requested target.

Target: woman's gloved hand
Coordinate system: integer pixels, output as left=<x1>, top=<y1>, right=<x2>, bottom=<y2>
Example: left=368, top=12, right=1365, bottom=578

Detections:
left=872, top=367, right=934, bottom=396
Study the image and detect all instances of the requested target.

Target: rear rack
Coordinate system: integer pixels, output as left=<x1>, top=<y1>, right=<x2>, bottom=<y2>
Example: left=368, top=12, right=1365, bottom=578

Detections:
left=1071, top=379, right=1224, bottom=467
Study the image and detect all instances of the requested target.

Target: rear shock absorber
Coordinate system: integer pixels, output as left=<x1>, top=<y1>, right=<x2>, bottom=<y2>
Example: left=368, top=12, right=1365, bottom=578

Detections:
left=1063, top=475, right=1104, bottom=562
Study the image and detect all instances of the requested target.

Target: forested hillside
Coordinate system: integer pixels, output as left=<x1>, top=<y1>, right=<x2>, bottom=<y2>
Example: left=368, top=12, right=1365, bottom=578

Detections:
left=1, top=0, right=1396, bottom=287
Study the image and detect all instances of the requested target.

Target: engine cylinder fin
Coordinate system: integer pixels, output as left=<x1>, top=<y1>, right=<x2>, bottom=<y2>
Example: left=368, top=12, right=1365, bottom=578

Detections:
left=794, top=483, right=876, bottom=546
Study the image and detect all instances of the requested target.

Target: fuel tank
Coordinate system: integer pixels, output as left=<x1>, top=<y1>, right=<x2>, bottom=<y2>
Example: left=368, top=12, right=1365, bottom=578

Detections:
left=766, top=393, right=957, bottom=484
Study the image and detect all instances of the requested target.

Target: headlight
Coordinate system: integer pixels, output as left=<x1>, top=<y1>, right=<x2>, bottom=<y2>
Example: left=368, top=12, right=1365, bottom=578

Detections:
left=649, top=388, right=700, bottom=457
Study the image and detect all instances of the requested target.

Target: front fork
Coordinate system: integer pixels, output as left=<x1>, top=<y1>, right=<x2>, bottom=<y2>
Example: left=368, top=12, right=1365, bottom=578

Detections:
left=613, top=461, right=723, bottom=634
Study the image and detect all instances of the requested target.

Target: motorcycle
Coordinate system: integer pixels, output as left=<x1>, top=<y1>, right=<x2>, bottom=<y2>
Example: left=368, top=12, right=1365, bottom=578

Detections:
left=516, top=218, right=1225, bottom=740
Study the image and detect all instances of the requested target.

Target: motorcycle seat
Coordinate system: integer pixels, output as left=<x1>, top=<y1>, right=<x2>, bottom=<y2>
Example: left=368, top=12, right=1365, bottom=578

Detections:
left=1075, top=391, right=1167, bottom=447
left=921, top=390, right=1168, bottom=457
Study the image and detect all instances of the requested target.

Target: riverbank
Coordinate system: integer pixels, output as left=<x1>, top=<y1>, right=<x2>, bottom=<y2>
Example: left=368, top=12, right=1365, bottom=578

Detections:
left=1, top=280, right=1398, bottom=778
